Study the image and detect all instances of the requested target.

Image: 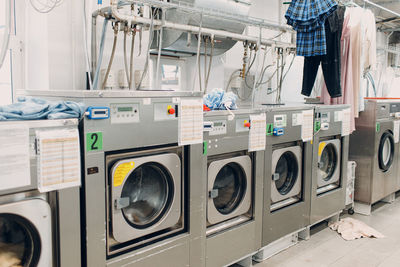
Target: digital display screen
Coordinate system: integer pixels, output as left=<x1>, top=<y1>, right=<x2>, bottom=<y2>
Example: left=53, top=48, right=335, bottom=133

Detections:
left=322, top=113, right=328, bottom=118
left=94, top=110, right=106, bottom=115
left=214, top=122, right=224, bottom=127
left=118, top=107, right=133, bottom=112
left=276, top=117, right=282, bottom=121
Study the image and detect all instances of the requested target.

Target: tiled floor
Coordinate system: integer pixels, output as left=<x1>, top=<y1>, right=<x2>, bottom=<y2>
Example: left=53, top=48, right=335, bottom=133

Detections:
left=255, top=196, right=400, bottom=267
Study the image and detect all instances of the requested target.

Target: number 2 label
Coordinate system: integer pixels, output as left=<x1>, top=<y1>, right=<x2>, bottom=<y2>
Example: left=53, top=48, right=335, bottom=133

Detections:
left=86, top=132, right=103, bottom=151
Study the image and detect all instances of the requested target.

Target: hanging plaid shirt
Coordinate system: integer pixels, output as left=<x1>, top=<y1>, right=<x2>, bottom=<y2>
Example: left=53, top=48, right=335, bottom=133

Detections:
left=285, top=0, right=337, bottom=56
left=296, top=25, right=327, bottom=56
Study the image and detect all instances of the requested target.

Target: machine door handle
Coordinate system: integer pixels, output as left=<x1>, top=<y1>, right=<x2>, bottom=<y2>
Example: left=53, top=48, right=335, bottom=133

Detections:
left=115, top=197, right=130, bottom=209
left=318, top=162, right=324, bottom=168
left=272, top=173, right=280, bottom=181
left=209, top=189, right=219, bottom=199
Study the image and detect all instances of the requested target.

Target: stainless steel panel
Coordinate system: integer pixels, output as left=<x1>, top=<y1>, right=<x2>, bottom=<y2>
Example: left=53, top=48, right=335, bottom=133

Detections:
left=262, top=106, right=313, bottom=246
left=349, top=100, right=398, bottom=205
left=107, top=237, right=190, bottom=267
left=310, top=105, right=349, bottom=225
left=203, top=110, right=262, bottom=266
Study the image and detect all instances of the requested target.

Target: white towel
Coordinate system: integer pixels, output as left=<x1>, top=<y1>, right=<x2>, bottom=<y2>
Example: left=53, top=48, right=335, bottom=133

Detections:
left=329, top=217, right=384, bottom=241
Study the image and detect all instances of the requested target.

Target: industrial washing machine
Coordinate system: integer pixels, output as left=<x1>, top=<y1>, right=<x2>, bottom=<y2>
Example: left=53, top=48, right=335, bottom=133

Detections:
left=310, top=105, right=350, bottom=225
left=202, top=109, right=263, bottom=267
left=19, top=90, right=205, bottom=267
left=349, top=99, right=399, bottom=214
left=0, top=119, right=81, bottom=267
left=259, top=105, right=313, bottom=247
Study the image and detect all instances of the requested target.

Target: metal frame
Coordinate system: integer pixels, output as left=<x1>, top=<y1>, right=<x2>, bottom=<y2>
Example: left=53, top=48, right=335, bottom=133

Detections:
left=270, top=145, right=302, bottom=203
left=317, top=139, right=341, bottom=188
left=0, top=198, right=52, bottom=267
left=109, top=153, right=182, bottom=244
left=207, top=155, right=252, bottom=225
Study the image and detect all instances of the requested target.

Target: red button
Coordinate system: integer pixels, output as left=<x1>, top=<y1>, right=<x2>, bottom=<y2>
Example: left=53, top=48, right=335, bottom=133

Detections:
left=244, top=122, right=251, bottom=128
left=168, top=108, right=175, bottom=115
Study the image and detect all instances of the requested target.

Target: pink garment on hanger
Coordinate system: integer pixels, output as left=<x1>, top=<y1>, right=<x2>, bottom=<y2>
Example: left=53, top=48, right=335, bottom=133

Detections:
left=321, top=12, right=356, bottom=133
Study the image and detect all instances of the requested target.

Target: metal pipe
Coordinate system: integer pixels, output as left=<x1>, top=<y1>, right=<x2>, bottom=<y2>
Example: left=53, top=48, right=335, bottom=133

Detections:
left=363, top=0, right=400, bottom=18
left=102, top=25, right=119, bottom=89
left=124, top=0, right=293, bottom=33
left=155, top=8, right=165, bottom=89
left=129, top=29, right=136, bottom=90
left=110, top=0, right=295, bottom=49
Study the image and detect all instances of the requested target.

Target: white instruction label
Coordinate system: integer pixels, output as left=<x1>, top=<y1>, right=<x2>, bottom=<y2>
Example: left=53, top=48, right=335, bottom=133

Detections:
left=394, top=120, right=400, bottom=143
left=0, top=124, right=31, bottom=190
left=36, top=128, right=81, bottom=193
left=249, top=113, right=266, bottom=152
left=292, top=113, right=303, bottom=126
left=178, top=98, right=203, bottom=146
left=342, top=108, right=351, bottom=136
left=302, top=110, right=314, bottom=142
left=334, top=111, right=341, bottom=122
left=142, top=98, right=151, bottom=105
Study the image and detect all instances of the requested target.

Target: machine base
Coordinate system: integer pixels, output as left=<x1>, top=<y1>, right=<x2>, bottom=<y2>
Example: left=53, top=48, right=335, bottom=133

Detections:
left=354, top=192, right=396, bottom=216
left=227, top=253, right=254, bottom=267
left=253, top=229, right=304, bottom=263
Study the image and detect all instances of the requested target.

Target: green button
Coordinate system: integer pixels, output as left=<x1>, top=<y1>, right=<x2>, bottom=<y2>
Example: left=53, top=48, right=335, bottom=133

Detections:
left=203, top=141, right=208, bottom=155
left=315, top=121, right=321, bottom=132
left=86, top=132, right=103, bottom=151
left=376, top=122, right=381, bottom=133
left=267, top=123, right=274, bottom=136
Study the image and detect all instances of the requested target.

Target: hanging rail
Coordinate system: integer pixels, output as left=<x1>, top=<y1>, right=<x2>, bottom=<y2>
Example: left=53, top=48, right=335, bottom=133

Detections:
left=362, top=0, right=400, bottom=19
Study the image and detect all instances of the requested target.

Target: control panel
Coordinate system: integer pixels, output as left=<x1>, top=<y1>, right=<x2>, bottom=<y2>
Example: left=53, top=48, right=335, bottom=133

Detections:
left=236, top=118, right=251, bottom=132
left=274, top=114, right=287, bottom=128
left=321, top=112, right=330, bottom=123
left=110, top=103, right=140, bottom=124
left=154, top=103, right=178, bottom=121
left=209, top=120, right=227, bottom=136
left=86, top=107, right=110, bottom=120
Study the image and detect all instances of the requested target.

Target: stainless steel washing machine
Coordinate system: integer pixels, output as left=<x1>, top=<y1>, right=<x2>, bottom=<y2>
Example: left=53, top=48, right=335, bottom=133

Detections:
left=349, top=99, right=399, bottom=213
left=261, top=105, right=313, bottom=246
left=19, top=90, right=205, bottom=267
left=0, top=119, right=81, bottom=267
left=310, top=105, right=349, bottom=225
left=203, top=109, right=264, bottom=267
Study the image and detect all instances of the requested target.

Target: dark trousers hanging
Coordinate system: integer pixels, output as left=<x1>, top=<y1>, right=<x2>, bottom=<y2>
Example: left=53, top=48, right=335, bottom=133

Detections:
left=301, top=6, right=345, bottom=98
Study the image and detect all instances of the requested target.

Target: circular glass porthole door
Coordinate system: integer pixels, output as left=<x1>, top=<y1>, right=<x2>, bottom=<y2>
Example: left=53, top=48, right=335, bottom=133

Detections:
left=0, top=214, right=41, bottom=267
left=379, top=131, right=395, bottom=172
left=274, top=151, right=299, bottom=195
left=319, top=143, right=338, bottom=182
left=212, top=163, right=247, bottom=215
left=121, top=163, right=174, bottom=229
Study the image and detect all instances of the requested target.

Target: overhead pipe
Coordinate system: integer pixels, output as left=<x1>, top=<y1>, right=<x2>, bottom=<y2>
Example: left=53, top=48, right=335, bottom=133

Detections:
left=110, top=0, right=295, bottom=49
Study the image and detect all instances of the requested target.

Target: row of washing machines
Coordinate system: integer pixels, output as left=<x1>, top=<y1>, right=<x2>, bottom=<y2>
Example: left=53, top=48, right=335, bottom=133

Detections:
left=3, top=90, right=353, bottom=267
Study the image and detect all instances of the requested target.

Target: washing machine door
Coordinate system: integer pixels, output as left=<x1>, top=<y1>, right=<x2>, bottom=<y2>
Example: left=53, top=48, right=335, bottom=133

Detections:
left=378, top=131, right=395, bottom=172
left=207, top=155, right=252, bottom=225
left=111, top=153, right=181, bottom=244
left=317, top=139, right=341, bottom=188
left=0, top=199, right=52, bottom=267
left=270, top=146, right=302, bottom=204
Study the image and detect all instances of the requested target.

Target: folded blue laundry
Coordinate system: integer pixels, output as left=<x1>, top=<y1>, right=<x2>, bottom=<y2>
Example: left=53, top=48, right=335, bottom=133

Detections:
left=0, top=97, right=85, bottom=121
left=203, top=89, right=238, bottom=110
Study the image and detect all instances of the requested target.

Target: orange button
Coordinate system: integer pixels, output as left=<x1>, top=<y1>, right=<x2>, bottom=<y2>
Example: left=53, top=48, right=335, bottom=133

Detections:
left=244, top=122, right=251, bottom=128
left=168, top=108, right=175, bottom=115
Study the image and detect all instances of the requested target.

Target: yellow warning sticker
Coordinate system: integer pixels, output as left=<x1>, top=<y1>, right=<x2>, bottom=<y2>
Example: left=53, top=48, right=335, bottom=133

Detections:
left=318, top=142, right=326, bottom=156
left=113, top=162, right=135, bottom=187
